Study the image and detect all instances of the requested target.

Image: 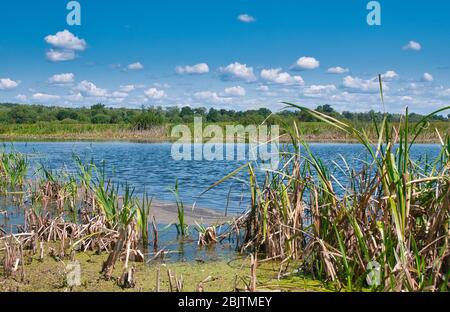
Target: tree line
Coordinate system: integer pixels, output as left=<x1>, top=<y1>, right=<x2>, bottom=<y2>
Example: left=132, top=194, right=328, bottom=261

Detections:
left=0, top=103, right=448, bottom=129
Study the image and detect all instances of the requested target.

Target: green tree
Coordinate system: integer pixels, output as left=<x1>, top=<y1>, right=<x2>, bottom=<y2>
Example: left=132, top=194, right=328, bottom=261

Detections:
left=7, top=106, right=38, bottom=124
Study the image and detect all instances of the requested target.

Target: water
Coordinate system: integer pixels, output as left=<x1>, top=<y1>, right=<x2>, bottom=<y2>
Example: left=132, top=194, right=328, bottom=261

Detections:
left=2, top=142, right=442, bottom=213
left=0, top=142, right=442, bottom=261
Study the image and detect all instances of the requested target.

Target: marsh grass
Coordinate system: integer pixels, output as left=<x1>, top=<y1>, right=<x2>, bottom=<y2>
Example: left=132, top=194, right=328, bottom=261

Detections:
left=228, top=104, right=450, bottom=291
left=169, top=180, right=188, bottom=237
left=0, top=147, right=28, bottom=193
left=136, top=194, right=152, bottom=248
left=206, top=76, right=450, bottom=291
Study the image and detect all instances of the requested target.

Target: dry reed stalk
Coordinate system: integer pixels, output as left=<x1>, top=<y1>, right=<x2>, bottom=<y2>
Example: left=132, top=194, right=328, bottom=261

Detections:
left=198, top=226, right=218, bottom=246
left=249, top=253, right=257, bottom=292
left=152, top=216, right=158, bottom=251
left=155, top=266, right=160, bottom=292
left=102, top=226, right=127, bottom=279
left=167, top=269, right=184, bottom=292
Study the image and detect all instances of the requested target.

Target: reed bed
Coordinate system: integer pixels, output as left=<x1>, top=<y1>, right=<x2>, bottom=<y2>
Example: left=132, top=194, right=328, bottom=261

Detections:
left=224, top=102, right=449, bottom=291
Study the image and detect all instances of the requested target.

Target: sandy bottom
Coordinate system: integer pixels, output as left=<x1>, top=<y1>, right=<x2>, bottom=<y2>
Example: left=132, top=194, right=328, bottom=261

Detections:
left=150, top=200, right=235, bottom=226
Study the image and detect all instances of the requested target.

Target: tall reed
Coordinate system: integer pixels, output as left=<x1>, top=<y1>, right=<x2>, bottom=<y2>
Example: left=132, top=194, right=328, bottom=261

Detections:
left=213, top=82, right=449, bottom=291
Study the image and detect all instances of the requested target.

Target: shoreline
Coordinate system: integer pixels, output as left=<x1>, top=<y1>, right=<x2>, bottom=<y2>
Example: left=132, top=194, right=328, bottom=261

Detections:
left=0, top=134, right=445, bottom=144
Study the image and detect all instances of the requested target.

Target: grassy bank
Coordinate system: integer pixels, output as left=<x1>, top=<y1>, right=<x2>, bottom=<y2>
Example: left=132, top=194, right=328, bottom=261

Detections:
left=0, top=121, right=447, bottom=143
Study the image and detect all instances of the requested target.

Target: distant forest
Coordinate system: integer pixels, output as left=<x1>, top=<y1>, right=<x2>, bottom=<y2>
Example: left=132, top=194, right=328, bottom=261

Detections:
left=0, top=103, right=448, bottom=130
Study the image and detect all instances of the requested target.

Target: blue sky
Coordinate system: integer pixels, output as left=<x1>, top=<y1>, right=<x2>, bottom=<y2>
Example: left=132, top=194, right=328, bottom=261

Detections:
left=0, top=0, right=449, bottom=113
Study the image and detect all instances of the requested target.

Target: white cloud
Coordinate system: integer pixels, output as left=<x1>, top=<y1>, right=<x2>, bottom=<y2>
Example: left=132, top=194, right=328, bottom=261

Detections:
left=127, top=62, right=144, bottom=70
left=44, top=30, right=87, bottom=51
left=120, top=85, right=136, bottom=92
left=292, top=56, right=320, bottom=70
left=176, top=63, right=209, bottom=75
left=303, top=84, right=337, bottom=97
left=194, top=91, right=232, bottom=104
left=75, top=80, right=108, bottom=97
left=46, top=49, right=76, bottom=62
left=257, top=85, right=270, bottom=92
left=422, top=73, right=434, bottom=82
left=144, top=88, right=166, bottom=100
left=111, top=91, right=129, bottom=98
left=327, top=66, right=349, bottom=74
left=381, top=70, right=399, bottom=81
left=65, top=92, right=84, bottom=102
left=219, top=62, right=256, bottom=82
left=15, top=94, right=27, bottom=102
left=49, top=73, right=75, bottom=84
left=401, top=96, right=413, bottom=101
left=438, top=88, right=450, bottom=98
left=402, top=41, right=422, bottom=51
left=224, top=86, right=246, bottom=97
left=153, top=83, right=170, bottom=89
left=237, top=14, right=256, bottom=23
left=0, top=78, right=20, bottom=90
left=31, top=93, right=61, bottom=102
left=342, top=76, right=380, bottom=93
left=260, top=68, right=304, bottom=85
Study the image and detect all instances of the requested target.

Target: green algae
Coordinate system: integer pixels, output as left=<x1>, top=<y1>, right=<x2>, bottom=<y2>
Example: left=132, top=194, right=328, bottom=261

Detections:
left=0, top=244, right=329, bottom=292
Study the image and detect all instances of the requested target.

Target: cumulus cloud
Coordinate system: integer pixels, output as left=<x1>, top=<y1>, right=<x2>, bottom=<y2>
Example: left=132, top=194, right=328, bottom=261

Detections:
left=111, top=91, right=129, bottom=98
left=75, top=80, right=108, bottom=97
left=65, top=92, right=84, bottom=102
left=219, top=62, right=257, bottom=82
left=422, top=73, right=434, bottom=82
left=292, top=57, right=320, bottom=70
left=260, top=68, right=304, bottom=85
left=0, top=78, right=20, bottom=90
left=120, top=85, right=136, bottom=92
left=15, top=94, right=27, bottom=102
left=45, top=30, right=87, bottom=51
left=49, top=73, right=75, bottom=84
left=31, top=93, right=61, bottom=102
left=257, top=85, right=270, bottom=92
left=401, top=96, right=414, bottom=101
left=237, top=14, right=256, bottom=23
left=194, top=91, right=232, bottom=104
left=381, top=70, right=399, bottom=81
left=176, top=63, right=209, bottom=75
left=144, top=88, right=166, bottom=100
left=327, top=66, right=349, bottom=74
left=224, top=86, right=246, bottom=97
left=402, top=41, right=422, bottom=51
left=303, top=84, right=337, bottom=97
left=438, top=88, right=450, bottom=98
left=46, top=49, right=76, bottom=62
left=342, top=76, right=380, bottom=93
left=127, top=62, right=144, bottom=70
left=44, top=30, right=87, bottom=62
